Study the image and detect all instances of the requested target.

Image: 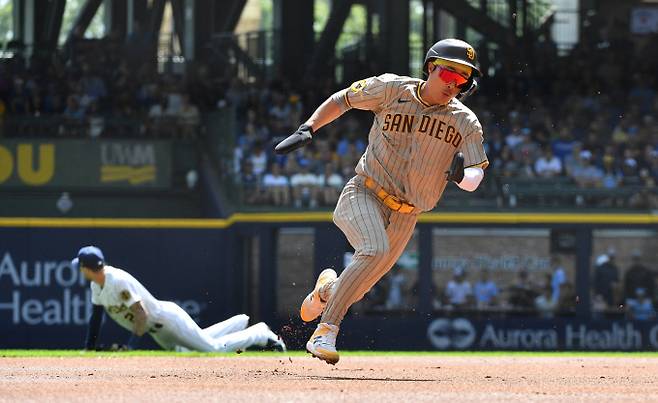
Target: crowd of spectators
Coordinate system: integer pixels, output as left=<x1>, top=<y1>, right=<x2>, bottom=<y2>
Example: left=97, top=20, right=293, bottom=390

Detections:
left=592, top=248, right=657, bottom=321
left=358, top=250, right=656, bottom=320
left=0, top=33, right=204, bottom=139
left=1, top=21, right=657, bottom=209
left=429, top=255, right=574, bottom=317
left=228, top=26, right=658, bottom=209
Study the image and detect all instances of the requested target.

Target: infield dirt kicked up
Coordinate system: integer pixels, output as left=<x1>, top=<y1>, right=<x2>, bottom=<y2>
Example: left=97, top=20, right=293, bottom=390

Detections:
left=2, top=353, right=658, bottom=402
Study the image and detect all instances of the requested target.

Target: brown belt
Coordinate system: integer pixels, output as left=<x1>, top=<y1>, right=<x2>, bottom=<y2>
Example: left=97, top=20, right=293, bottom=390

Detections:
left=364, top=177, right=418, bottom=214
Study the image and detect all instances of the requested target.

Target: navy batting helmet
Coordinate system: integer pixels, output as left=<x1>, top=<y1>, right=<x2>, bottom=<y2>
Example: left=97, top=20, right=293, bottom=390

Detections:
left=423, top=38, right=481, bottom=76
left=423, top=38, right=481, bottom=99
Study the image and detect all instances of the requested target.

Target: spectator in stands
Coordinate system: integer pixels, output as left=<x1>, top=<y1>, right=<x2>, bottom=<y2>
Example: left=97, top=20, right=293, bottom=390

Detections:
left=249, top=141, right=268, bottom=177
left=317, top=163, right=344, bottom=206
left=625, top=287, right=656, bottom=321
left=505, top=123, right=525, bottom=150
left=444, top=266, right=472, bottom=309
left=623, top=250, right=656, bottom=302
left=268, top=91, right=292, bottom=137
left=63, top=95, right=85, bottom=121
left=550, top=255, right=567, bottom=306
left=485, top=126, right=505, bottom=167
left=288, top=93, right=304, bottom=129
left=601, top=163, right=622, bottom=190
left=620, top=156, right=641, bottom=186
left=9, top=76, right=30, bottom=114
left=385, top=267, right=407, bottom=310
left=79, top=64, right=107, bottom=104
left=563, top=142, right=583, bottom=177
left=498, top=145, right=518, bottom=177
left=534, top=146, right=563, bottom=178
left=534, top=282, right=557, bottom=318
left=62, top=94, right=86, bottom=136
left=336, top=123, right=366, bottom=157
left=513, top=129, right=540, bottom=163
left=551, top=127, right=577, bottom=163
left=641, top=146, right=658, bottom=175
left=87, top=100, right=104, bottom=138
left=508, top=268, right=536, bottom=310
left=147, top=96, right=169, bottom=137
left=43, top=82, right=65, bottom=114
left=240, top=160, right=261, bottom=205
left=262, top=163, right=290, bottom=206
left=242, top=108, right=270, bottom=146
left=556, top=282, right=576, bottom=314
left=339, top=142, right=361, bottom=178
left=571, top=150, right=604, bottom=188
left=611, top=118, right=632, bottom=145
left=364, top=273, right=389, bottom=312
left=29, top=92, right=44, bottom=117
left=473, top=269, right=499, bottom=309
left=178, top=94, right=200, bottom=139
left=290, top=160, right=319, bottom=208
left=592, top=252, right=619, bottom=308
left=516, top=153, right=536, bottom=178
left=591, top=293, right=608, bottom=320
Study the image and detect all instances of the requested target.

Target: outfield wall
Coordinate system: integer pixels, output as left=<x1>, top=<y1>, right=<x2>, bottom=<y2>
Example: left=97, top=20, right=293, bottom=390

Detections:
left=1, top=213, right=657, bottom=350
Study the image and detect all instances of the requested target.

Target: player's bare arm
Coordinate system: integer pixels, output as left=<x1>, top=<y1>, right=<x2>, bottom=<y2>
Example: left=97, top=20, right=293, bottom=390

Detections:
left=304, top=96, right=344, bottom=132
left=129, top=301, right=148, bottom=336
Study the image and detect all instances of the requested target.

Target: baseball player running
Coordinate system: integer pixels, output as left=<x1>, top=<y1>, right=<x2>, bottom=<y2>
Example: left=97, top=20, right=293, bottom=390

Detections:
left=74, top=246, right=286, bottom=352
left=275, top=38, right=488, bottom=364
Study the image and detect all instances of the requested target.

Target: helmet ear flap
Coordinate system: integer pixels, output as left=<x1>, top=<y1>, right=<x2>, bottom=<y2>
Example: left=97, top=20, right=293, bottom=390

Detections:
left=457, top=77, right=478, bottom=101
left=422, top=60, right=433, bottom=78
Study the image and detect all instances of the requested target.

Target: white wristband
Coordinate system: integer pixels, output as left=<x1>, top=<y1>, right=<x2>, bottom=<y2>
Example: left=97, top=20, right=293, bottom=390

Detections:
left=457, top=167, right=484, bottom=192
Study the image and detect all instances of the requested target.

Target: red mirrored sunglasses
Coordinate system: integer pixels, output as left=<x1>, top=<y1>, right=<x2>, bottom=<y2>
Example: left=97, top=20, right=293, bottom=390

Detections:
left=433, top=62, right=470, bottom=87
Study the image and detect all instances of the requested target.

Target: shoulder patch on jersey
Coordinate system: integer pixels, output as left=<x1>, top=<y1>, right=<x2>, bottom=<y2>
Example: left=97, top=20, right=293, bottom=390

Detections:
left=120, top=290, right=130, bottom=301
left=350, top=79, right=367, bottom=94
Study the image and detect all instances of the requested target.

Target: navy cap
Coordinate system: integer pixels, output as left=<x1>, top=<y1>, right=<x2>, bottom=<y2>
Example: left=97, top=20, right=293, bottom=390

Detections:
left=73, top=246, right=105, bottom=270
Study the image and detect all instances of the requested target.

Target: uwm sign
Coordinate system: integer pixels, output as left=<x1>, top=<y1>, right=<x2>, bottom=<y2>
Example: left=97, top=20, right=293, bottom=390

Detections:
left=0, top=140, right=171, bottom=189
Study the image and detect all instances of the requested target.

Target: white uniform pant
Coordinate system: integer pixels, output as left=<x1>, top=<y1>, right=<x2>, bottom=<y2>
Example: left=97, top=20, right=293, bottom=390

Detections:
left=150, top=301, right=274, bottom=352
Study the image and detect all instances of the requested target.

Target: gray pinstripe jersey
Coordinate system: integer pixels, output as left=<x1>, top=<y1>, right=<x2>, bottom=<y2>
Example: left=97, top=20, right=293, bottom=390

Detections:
left=330, top=73, right=488, bottom=211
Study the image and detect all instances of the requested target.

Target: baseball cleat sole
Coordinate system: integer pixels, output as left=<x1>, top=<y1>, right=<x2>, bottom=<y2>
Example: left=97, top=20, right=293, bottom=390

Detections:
left=306, top=342, right=339, bottom=365
left=300, top=268, right=337, bottom=322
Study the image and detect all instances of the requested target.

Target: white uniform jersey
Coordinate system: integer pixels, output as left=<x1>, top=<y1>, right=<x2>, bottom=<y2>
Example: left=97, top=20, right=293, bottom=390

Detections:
left=89, top=266, right=281, bottom=352
left=90, top=266, right=162, bottom=333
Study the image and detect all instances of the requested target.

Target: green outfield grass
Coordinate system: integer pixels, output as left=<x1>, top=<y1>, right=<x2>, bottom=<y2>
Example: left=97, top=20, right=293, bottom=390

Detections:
left=2, top=350, right=658, bottom=358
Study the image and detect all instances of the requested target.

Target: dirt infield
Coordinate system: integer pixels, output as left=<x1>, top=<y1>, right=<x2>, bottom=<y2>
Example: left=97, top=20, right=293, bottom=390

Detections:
left=2, top=355, right=658, bottom=402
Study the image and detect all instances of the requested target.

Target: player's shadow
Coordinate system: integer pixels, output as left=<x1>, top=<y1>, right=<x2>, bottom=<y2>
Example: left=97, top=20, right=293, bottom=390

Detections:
left=303, top=375, right=436, bottom=382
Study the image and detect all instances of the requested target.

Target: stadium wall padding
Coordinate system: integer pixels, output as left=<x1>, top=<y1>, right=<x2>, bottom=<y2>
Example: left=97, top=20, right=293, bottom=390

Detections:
left=1, top=213, right=656, bottom=350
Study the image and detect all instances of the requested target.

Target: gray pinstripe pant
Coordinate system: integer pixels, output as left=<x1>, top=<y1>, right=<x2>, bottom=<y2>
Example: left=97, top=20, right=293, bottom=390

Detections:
left=321, top=175, right=417, bottom=326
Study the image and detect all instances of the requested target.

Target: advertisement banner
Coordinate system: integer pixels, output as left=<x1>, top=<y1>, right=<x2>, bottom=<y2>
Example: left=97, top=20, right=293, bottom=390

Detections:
left=425, top=317, right=658, bottom=351
left=326, top=316, right=658, bottom=351
left=0, top=140, right=171, bottom=189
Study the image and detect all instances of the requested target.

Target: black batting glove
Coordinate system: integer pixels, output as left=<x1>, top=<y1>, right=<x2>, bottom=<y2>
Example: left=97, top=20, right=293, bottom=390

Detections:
left=274, top=124, right=314, bottom=154
left=445, top=152, right=465, bottom=183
